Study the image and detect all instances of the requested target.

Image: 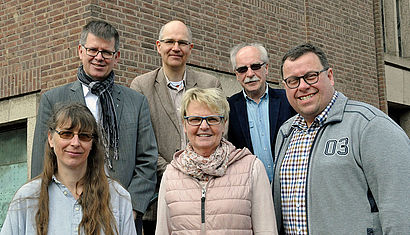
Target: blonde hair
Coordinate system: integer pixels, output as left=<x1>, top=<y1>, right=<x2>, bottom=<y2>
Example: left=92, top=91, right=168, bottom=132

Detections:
left=181, top=88, right=229, bottom=121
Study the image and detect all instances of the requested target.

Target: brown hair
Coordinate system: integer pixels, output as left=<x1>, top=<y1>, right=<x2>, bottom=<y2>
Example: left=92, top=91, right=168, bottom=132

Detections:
left=35, top=103, right=118, bottom=235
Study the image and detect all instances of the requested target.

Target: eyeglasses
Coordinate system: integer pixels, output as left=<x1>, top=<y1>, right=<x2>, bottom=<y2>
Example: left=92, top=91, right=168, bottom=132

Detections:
left=159, top=39, right=191, bottom=47
left=235, top=62, right=266, bottom=74
left=82, top=45, right=116, bottom=59
left=184, top=115, right=224, bottom=126
left=53, top=129, right=94, bottom=142
left=283, top=68, right=329, bottom=89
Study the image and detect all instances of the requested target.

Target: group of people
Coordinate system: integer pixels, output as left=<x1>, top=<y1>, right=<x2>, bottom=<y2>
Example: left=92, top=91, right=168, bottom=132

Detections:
left=1, top=18, right=409, bottom=235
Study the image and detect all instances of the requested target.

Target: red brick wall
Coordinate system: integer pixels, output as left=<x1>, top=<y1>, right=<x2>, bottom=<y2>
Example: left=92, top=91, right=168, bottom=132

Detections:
left=0, top=0, right=385, bottom=109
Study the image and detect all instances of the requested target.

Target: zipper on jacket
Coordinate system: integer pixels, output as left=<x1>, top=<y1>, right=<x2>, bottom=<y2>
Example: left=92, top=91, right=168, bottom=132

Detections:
left=273, top=127, right=294, bottom=234
left=200, top=180, right=211, bottom=235
left=194, top=178, right=211, bottom=235
left=201, top=187, right=206, bottom=224
left=305, top=123, right=328, bottom=234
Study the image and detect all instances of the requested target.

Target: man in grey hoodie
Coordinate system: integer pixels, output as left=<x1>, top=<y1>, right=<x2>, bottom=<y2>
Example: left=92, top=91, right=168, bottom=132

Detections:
left=273, top=43, right=410, bottom=234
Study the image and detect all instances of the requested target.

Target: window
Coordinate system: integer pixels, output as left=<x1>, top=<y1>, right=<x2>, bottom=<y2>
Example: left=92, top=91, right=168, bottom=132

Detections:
left=0, top=121, right=27, bottom=228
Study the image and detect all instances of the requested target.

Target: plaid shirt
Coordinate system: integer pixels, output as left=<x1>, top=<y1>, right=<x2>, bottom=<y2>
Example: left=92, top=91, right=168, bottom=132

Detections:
left=279, top=92, right=338, bottom=234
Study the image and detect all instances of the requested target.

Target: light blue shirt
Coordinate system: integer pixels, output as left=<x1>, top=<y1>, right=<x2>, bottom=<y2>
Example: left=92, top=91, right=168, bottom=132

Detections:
left=1, top=177, right=137, bottom=235
left=244, top=85, right=274, bottom=182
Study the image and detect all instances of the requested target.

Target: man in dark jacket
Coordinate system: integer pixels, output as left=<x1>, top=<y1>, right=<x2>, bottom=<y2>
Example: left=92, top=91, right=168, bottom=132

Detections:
left=227, top=43, right=295, bottom=182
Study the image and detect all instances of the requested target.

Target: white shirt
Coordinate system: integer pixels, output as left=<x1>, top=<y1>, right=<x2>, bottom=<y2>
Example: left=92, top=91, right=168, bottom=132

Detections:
left=82, top=84, right=100, bottom=122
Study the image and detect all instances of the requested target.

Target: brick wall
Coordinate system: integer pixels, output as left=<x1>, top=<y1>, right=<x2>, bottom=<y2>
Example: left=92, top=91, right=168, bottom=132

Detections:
left=0, top=0, right=385, bottom=109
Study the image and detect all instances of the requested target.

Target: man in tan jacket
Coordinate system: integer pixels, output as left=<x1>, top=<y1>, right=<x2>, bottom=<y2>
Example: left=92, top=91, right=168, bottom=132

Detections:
left=130, top=20, right=221, bottom=233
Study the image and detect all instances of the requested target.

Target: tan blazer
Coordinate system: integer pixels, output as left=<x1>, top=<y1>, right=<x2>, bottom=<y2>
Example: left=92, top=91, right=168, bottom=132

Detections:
left=130, top=67, right=221, bottom=219
left=131, top=67, right=221, bottom=175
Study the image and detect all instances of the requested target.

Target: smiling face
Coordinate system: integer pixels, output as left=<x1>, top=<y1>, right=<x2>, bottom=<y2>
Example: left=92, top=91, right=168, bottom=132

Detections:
left=184, top=100, right=226, bottom=157
left=235, top=46, right=268, bottom=101
left=48, top=121, right=92, bottom=173
left=282, top=52, right=335, bottom=126
left=78, top=33, right=119, bottom=81
left=156, top=21, right=193, bottom=71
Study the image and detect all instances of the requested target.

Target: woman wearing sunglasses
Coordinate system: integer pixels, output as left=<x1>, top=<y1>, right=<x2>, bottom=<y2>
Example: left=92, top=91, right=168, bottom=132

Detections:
left=155, top=88, right=277, bottom=234
left=1, top=103, right=136, bottom=235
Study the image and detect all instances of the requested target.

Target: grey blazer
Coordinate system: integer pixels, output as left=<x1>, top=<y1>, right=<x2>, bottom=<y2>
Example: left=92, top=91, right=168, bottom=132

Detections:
left=130, top=67, right=221, bottom=219
left=31, top=80, right=158, bottom=214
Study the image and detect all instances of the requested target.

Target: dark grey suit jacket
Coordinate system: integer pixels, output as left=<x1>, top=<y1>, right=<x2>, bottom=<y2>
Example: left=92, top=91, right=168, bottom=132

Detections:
left=31, top=80, right=158, bottom=213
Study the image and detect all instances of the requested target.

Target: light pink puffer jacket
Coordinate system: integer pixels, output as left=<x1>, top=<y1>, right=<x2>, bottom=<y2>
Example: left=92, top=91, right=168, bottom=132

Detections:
left=163, top=142, right=256, bottom=235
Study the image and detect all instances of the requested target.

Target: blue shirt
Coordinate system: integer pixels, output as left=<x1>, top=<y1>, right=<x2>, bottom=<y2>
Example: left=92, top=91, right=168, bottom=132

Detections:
left=244, top=85, right=274, bottom=182
left=1, top=177, right=137, bottom=235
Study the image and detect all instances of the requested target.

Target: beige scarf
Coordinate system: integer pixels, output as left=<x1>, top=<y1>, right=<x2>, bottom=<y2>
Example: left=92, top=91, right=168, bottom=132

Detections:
left=176, top=138, right=230, bottom=181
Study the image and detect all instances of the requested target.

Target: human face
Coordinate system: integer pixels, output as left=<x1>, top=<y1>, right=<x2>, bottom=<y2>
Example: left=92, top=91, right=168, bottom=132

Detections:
left=235, top=46, right=268, bottom=101
left=183, top=101, right=226, bottom=157
left=78, top=33, right=119, bottom=81
left=48, top=123, right=93, bottom=172
left=156, top=21, right=193, bottom=70
left=282, top=52, right=335, bottom=126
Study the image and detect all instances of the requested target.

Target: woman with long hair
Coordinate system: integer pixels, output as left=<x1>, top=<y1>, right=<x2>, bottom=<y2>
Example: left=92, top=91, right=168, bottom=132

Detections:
left=1, top=103, right=136, bottom=235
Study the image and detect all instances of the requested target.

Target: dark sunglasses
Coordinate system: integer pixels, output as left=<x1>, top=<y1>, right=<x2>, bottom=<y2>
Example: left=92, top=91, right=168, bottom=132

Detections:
left=53, top=129, right=94, bottom=142
left=235, top=62, right=266, bottom=74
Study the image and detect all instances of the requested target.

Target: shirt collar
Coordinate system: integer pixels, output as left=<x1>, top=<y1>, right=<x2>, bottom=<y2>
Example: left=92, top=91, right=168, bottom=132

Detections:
left=293, top=91, right=339, bottom=129
left=242, top=83, right=269, bottom=102
left=81, top=83, right=91, bottom=97
left=165, top=71, right=186, bottom=90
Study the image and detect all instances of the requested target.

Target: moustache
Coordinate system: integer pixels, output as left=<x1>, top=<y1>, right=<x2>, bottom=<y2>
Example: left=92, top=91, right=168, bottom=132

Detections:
left=244, top=76, right=260, bottom=84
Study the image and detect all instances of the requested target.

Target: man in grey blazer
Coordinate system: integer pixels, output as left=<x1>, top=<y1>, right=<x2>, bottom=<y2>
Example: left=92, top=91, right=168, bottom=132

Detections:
left=130, top=20, right=221, bottom=233
left=31, top=20, right=157, bottom=235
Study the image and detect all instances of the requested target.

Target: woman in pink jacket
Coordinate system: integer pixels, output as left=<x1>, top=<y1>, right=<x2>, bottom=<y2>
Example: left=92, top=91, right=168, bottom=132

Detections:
left=156, top=88, right=277, bottom=235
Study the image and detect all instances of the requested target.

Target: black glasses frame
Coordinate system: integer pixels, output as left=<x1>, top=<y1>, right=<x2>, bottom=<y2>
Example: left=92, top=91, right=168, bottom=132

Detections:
left=183, top=115, right=224, bottom=126
left=283, top=68, right=329, bottom=89
left=235, top=62, right=266, bottom=74
left=81, top=45, right=116, bottom=59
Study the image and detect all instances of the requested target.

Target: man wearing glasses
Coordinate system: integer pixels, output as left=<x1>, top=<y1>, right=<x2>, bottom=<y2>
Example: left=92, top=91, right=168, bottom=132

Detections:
left=130, top=20, right=221, bottom=234
left=227, top=43, right=295, bottom=183
left=273, top=43, right=410, bottom=234
left=31, top=20, right=158, bottom=235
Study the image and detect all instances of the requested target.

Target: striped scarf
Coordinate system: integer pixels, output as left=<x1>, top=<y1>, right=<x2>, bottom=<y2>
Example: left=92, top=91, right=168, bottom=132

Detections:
left=77, top=65, right=119, bottom=169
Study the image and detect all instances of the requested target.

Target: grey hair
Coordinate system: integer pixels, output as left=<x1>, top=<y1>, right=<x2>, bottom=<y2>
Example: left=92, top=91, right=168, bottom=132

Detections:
left=229, top=43, right=269, bottom=70
left=79, top=20, right=120, bottom=51
left=158, top=20, right=192, bottom=42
